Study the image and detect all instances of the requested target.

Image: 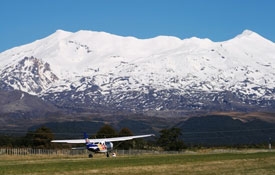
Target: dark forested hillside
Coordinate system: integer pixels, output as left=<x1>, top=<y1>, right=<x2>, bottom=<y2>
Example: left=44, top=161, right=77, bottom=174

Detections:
left=176, top=115, right=275, bottom=146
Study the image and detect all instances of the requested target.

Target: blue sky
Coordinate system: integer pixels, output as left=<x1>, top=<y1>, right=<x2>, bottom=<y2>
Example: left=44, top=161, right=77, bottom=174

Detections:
left=1, top=0, right=274, bottom=52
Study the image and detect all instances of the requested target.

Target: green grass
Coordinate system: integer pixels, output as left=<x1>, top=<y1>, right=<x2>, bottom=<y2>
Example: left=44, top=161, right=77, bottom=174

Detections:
left=1, top=151, right=275, bottom=175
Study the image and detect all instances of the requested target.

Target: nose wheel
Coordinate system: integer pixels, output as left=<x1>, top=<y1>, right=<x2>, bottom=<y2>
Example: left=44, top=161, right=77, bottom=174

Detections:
left=88, top=154, right=93, bottom=158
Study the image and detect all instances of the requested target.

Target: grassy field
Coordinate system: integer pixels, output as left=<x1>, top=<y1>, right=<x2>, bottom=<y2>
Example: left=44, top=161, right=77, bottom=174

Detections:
left=1, top=151, right=275, bottom=175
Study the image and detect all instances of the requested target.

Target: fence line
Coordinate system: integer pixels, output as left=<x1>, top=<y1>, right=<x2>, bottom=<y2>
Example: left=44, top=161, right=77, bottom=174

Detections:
left=0, top=148, right=273, bottom=156
left=0, top=148, right=88, bottom=156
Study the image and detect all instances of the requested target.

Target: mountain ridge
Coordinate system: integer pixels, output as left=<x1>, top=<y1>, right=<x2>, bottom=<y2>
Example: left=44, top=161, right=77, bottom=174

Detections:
left=1, top=29, right=275, bottom=114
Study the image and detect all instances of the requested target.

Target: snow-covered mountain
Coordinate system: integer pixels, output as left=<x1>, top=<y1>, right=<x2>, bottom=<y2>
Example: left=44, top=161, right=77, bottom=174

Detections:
left=1, top=29, right=275, bottom=114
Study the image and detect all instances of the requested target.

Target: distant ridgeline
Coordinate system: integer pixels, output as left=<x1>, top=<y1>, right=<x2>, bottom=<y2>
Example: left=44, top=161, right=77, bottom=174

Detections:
left=176, top=115, right=275, bottom=146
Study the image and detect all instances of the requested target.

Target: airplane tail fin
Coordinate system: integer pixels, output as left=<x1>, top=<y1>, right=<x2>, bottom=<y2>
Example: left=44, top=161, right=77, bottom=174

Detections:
left=84, top=132, right=90, bottom=144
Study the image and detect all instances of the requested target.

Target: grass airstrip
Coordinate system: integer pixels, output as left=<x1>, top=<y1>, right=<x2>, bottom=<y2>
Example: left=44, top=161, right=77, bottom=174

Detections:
left=1, top=150, right=275, bottom=175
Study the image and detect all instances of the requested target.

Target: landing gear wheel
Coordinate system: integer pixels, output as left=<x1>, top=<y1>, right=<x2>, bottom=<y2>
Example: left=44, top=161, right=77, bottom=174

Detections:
left=106, top=152, right=110, bottom=157
left=88, top=154, right=93, bottom=158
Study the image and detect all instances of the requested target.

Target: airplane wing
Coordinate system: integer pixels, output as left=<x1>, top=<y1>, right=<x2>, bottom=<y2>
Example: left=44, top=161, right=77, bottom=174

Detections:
left=51, top=139, right=85, bottom=143
left=51, top=134, right=154, bottom=143
left=98, top=134, right=155, bottom=142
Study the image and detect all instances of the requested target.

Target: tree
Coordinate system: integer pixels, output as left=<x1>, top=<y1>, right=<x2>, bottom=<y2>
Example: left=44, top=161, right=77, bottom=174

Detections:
left=96, top=124, right=117, bottom=138
left=118, top=128, right=134, bottom=149
left=0, top=135, right=13, bottom=147
left=119, top=127, right=133, bottom=136
left=32, top=126, right=54, bottom=149
left=157, top=127, right=185, bottom=151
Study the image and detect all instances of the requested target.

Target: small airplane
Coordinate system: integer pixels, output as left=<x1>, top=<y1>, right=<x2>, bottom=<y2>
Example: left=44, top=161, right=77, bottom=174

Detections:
left=51, top=133, right=154, bottom=158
